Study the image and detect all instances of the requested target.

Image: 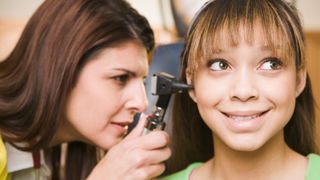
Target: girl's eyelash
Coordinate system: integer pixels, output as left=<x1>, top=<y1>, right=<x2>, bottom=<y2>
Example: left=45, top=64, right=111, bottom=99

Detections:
left=206, top=58, right=230, bottom=70
left=263, top=57, right=282, bottom=63
left=260, top=57, right=284, bottom=70
left=207, top=58, right=225, bottom=66
left=205, top=57, right=283, bottom=71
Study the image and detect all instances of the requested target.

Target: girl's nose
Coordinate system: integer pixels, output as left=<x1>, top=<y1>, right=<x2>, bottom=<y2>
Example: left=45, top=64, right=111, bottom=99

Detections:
left=229, top=70, right=259, bottom=102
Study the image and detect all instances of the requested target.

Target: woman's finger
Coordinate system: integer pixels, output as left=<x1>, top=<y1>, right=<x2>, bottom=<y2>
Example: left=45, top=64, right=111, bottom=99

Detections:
left=131, top=163, right=166, bottom=180
left=124, top=113, right=147, bottom=140
left=126, top=146, right=171, bottom=168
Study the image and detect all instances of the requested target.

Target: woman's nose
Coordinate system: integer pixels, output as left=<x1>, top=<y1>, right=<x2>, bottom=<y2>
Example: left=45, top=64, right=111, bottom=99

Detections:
left=126, top=80, right=148, bottom=113
left=229, top=70, right=259, bottom=102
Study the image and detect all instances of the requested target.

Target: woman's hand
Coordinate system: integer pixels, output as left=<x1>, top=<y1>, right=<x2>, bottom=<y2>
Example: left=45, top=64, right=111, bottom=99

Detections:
left=87, top=115, right=171, bottom=180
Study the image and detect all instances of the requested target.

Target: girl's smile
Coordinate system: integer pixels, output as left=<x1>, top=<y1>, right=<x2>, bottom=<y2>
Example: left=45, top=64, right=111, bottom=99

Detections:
left=220, top=109, right=269, bottom=133
left=187, top=26, right=306, bottom=151
left=164, top=1, right=318, bottom=179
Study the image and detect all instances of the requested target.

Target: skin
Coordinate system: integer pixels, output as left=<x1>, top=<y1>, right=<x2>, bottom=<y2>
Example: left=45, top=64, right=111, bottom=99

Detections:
left=187, top=27, right=308, bottom=179
left=59, top=41, right=149, bottom=149
left=54, top=41, right=171, bottom=179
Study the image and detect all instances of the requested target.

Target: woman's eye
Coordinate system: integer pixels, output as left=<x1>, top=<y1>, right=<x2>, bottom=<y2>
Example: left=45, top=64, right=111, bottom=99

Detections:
left=260, top=57, right=283, bottom=70
left=114, top=74, right=129, bottom=84
left=143, top=77, right=147, bottom=86
left=208, top=59, right=230, bottom=71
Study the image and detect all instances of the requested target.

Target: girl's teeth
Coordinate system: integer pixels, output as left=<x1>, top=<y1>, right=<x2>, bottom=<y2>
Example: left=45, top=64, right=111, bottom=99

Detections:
left=229, top=115, right=259, bottom=121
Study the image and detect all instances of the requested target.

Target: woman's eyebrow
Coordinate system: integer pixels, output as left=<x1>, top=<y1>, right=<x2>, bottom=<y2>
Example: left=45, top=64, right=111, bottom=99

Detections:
left=112, top=68, right=137, bottom=77
left=112, top=68, right=136, bottom=75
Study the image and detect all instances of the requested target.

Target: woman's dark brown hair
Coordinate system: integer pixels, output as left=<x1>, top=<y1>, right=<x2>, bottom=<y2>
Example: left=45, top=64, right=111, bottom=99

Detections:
left=166, top=0, right=318, bottom=175
left=0, top=0, right=154, bottom=179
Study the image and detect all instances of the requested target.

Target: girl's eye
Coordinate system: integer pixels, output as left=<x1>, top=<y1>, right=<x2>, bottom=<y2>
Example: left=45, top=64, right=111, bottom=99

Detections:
left=260, top=57, right=283, bottom=70
left=207, top=59, right=230, bottom=71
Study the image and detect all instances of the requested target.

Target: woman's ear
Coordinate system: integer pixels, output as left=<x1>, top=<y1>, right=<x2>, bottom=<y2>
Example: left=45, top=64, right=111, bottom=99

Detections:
left=186, top=68, right=197, bottom=103
left=296, top=68, right=307, bottom=97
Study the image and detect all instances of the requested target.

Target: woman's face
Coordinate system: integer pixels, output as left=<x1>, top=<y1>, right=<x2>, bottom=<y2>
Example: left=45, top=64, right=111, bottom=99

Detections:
left=62, top=41, right=149, bottom=149
left=187, top=29, right=306, bottom=152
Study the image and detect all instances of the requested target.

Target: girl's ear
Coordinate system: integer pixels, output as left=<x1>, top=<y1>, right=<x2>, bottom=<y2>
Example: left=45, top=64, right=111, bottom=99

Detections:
left=186, top=68, right=197, bottom=103
left=296, top=68, right=307, bottom=97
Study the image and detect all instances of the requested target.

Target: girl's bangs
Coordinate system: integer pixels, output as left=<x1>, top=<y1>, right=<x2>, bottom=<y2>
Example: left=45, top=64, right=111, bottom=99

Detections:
left=187, top=0, right=297, bottom=74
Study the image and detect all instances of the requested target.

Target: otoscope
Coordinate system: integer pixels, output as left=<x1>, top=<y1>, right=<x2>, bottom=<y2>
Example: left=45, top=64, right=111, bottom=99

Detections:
left=142, top=72, right=193, bottom=135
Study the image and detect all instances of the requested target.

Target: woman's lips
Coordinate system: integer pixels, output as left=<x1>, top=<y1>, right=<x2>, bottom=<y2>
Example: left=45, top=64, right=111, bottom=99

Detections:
left=111, top=122, right=130, bottom=135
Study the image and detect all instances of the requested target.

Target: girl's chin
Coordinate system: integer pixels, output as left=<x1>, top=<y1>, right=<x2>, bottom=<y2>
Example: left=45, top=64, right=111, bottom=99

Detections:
left=218, top=134, right=265, bottom=152
left=231, top=145, right=262, bottom=152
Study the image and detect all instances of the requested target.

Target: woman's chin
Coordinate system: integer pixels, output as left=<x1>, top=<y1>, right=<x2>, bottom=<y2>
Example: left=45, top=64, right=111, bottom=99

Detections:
left=93, top=137, right=123, bottom=150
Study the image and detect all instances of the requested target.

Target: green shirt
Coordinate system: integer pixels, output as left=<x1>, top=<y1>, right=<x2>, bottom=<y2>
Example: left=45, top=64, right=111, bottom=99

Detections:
left=160, top=163, right=202, bottom=180
left=161, top=153, right=320, bottom=180
left=306, top=153, right=320, bottom=180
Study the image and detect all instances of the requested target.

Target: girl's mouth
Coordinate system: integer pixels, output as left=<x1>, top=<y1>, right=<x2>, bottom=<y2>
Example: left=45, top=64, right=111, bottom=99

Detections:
left=220, top=110, right=270, bottom=133
left=222, top=110, right=269, bottom=121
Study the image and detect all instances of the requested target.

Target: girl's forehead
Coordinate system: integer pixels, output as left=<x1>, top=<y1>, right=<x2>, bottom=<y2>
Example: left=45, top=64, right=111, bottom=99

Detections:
left=185, top=0, right=304, bottom=75
left=186, top=22, right=294, bottom=74
left=202, top=23, right=287, bottom=56
left=216, top=25, right=271, bottom=47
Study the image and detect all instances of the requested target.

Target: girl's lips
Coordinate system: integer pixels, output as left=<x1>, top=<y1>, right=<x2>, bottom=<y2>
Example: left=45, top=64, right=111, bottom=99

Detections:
left=221, top=110, right=269, bottom=133
left=223, top=111, right=268, bottom=121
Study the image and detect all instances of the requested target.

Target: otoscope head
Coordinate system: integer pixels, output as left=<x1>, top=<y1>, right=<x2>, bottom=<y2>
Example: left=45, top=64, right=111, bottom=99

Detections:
left=143, top=72, right=192, bottom=133
left=151, top=72, right=193, bottom=95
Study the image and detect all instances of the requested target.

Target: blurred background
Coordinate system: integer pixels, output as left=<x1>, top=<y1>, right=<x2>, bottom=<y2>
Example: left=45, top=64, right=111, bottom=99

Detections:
left=1, top=0, right=319, bottom=143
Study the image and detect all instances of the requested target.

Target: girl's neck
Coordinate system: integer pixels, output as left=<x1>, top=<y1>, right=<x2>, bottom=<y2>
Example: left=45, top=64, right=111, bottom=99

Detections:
left=192, top=132, right=308, bottom=180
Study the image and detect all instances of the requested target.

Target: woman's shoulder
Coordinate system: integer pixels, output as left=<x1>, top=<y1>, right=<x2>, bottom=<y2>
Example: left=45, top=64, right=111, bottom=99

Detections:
left=306, top=153, right=320, bottom=180
left=160, top=162, right=203, bottom=180
left=5, top=143, right=51, bottom=179
left=0, top=136, right=9, bottom=180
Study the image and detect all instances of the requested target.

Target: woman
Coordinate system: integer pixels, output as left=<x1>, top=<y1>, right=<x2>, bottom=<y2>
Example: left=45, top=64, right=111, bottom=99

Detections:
left=162, top=0, right=320, bottom=179
left=0, top=136, right=8, bottom=179
left=0, top=0, right=170, bottom=179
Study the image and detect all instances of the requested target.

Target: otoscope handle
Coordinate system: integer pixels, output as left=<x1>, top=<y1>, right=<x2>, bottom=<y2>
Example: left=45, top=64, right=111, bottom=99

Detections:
left=142, top=72, right=192, bottom=135
left=142, top=107, right=166, bottom=135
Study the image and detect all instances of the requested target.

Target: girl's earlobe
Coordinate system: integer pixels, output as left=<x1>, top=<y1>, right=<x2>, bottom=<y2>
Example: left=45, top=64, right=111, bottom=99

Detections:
left=186, top=70, right=197, bottom=103
left=296, top=68, right=307, bottom=97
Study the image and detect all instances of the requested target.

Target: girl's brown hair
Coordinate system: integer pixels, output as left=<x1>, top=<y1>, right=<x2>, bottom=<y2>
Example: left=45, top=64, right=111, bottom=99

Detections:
left=166, top=0, right=317, bottom=174
left=0, top=0, right=154, bottom=179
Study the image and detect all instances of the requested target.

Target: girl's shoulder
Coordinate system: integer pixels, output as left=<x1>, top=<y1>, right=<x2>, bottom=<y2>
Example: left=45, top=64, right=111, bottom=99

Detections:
left=160, top=162, right=203, bottom=180
left=306, top=153, right=320, bottom=180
